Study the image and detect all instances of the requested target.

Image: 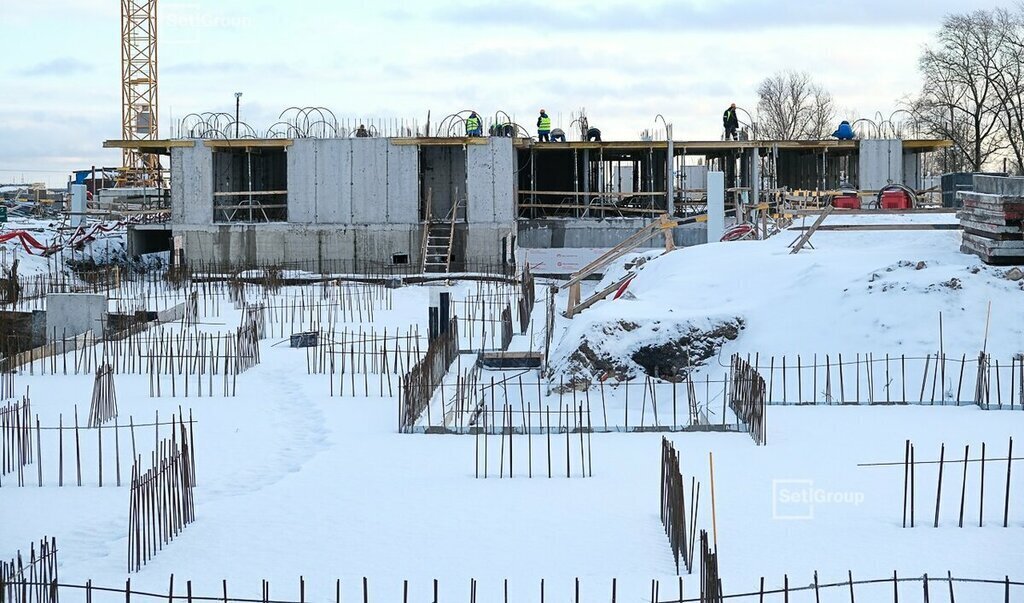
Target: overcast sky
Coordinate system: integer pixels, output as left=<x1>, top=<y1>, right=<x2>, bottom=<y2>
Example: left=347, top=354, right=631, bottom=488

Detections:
left=0, top=0, right=1007, bottom=186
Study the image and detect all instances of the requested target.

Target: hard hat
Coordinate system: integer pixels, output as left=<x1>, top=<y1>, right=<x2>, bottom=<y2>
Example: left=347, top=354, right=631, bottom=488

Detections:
left=540, top=109, right=546, bottom=113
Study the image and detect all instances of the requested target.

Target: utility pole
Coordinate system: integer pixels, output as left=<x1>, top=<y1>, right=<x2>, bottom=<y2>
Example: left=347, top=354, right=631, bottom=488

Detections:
left=235, top=92, right=243, bottom=138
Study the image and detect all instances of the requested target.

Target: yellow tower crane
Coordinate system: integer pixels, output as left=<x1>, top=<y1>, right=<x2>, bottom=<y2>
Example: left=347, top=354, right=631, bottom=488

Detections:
left=119, top=0, right=160, bottom=187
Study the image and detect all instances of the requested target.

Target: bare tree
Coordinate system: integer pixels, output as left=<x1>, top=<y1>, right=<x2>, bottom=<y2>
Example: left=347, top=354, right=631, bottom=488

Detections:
left=910, top=10, right=1010, bottom=172
left=990, top=7, right=1024, bottom=174
left=755, top=71, right=836, bottom=140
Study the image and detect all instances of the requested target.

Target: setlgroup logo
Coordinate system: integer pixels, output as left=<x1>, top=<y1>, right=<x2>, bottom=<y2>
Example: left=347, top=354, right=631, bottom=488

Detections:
left=163, top=4, right=255, bottom=47
left=772, top=479, right=865, bottom=520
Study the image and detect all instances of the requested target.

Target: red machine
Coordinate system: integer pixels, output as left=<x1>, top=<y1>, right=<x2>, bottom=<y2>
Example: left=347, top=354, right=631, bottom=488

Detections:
left=876, top=184, right=916, bottom=210
left=880, top=190, right=913, bottom=210
left=832, top=193, right=861, bottom=210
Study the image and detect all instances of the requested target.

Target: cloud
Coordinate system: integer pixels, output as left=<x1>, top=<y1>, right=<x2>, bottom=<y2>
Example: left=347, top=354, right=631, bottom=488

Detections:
left=17, top=58, right=95, bottom=77
left=426, top=0, right=1001, bottom=31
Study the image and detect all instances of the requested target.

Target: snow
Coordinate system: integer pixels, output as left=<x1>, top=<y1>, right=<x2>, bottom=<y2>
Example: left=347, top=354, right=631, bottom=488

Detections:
left=0, top=217, right=131, bottom=276
left=2, top=214, right=1024, bottom=602
left=575, top=216, right=1024, bottom=367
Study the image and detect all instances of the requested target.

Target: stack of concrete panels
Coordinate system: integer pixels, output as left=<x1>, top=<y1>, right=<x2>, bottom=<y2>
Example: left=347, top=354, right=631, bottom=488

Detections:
left=959, top=175, right=1024, bottom=265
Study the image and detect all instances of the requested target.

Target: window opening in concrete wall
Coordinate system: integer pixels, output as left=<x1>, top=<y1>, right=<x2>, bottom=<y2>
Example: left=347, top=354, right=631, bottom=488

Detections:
left=391, top=253, right=409, bottom=265
left=213, top=148, right=288, bottom=223
left=419, top=146, right=468, bottom=222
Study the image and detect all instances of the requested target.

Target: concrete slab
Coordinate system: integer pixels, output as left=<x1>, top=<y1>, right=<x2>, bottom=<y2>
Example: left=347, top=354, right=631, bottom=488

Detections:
left=974, top=175, right=1024, bottom=197
left=46, top=294, right=106, bottom=340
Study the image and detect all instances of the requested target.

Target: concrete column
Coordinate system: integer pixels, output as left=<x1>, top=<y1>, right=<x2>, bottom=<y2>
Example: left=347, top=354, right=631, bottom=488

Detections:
left=70, top=184, right=86, bottom=227
left=582, top=148, right=590, bottom=212
left=751, top=147, right=760, bottom=206
left=666, top=124, right=674, bottom=216
left=707, top=171, right=725, bottom=243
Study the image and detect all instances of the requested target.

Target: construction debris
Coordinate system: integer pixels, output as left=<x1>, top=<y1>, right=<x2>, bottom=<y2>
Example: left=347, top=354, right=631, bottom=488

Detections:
left=958, top=175, right=1024, bottom=265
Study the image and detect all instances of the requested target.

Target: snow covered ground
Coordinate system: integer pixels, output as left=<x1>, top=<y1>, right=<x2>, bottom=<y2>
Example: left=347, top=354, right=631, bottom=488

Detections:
left=558, top=213, right=1024, bottom=397
left=2, top=214, right=1024, bottom=602
left=0, top=216, right=137, bottom=277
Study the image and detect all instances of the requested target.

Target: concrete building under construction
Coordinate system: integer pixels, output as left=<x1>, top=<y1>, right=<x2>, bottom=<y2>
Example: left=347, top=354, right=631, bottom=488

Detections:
left=110, top=120, right=950, bottom=274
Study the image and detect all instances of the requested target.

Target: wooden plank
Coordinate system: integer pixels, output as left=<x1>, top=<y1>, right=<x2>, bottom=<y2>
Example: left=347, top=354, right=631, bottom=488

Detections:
left=213, top=204, right=288, bottom=210
left=963, top=227, right=1024, bottom=240
left=103, top=139, right=195, bottom=150
left=561, top=214, right=684, bottom=290
left=212, top=190, right=288, bottom=197
left=202, top=139, right=293, bottom=149
left=786, top=208, right=957, bottom=216
left=789, top=223, right=962, bottom=232
left=788, top=205, right=834, bottom=254
left=518, top=190, right=665, bottom=197
left=568, top=274, right=634, bottom=318
left=518, top=204, right=665, bottom=215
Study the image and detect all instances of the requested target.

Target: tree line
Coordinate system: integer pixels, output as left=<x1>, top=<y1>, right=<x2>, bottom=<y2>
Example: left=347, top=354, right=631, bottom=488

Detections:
left=751, top=5, right=1024, bottom=175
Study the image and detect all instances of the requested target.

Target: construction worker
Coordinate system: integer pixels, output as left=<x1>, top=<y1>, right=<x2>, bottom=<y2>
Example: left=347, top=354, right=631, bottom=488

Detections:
left=537, top=109, right=551, bottom=142
left=832, top=120, right=855, bottom=140
left=586, top=127, right=602, bottom=142
left=550, top=128, right=566, bottom=142
left=722, top=104, right=739, bottom=141
left=355, top=124, right=369, bottom=138
left=466, top=112, right=482, bottom=137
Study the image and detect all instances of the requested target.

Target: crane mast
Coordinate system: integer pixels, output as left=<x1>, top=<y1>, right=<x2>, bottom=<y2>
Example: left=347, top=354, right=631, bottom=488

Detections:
left=120, top=0, right=160, bottom=186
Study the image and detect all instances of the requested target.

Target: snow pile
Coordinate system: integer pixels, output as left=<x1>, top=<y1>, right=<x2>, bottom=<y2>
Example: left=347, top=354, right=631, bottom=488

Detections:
left=549, top=314, right=744, bottom=388
left=555, top=216, right=1024, bottom=387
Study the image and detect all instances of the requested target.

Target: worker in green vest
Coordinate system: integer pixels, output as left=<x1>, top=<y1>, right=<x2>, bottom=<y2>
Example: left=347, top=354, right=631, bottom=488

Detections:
left=537, top=109, right=551, bottom=142
left=466, top=112, right=482, bottom=137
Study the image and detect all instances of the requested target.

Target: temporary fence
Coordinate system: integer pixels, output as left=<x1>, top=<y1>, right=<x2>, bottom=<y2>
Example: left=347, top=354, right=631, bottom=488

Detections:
left=0, top=395, right=33, bottom=483
left=454, top=281, right=525, bottom=353
left=87, top=364, right=117, bottom=428
left=698, top=531, right=723, bottom=603
left=398, top=318, right=460, bottom=431
left=865, top=437, right=1021, bottom=529
left=473, top=402, right=593, bottom=479
left=1, top=572, right=1022, bottom=603
left=305, top=325, right=426, bottom=398
left=725, top=351, right=1024, bottom=408
left=0, top=403, right=195, bottom=489
left=127, top=415, right=196, bottom=572
left=408, top=367, right=744, bottom=435
left=727, top=355, right=766, bottom=445
left=0, top=537, right=58, bottom=603
left=660, top=438, right=701, bottom=575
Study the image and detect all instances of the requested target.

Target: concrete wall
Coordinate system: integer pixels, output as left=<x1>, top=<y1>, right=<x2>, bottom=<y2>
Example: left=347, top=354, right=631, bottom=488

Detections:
left=46, top=294, right=106, bottom=339
left=176, top=224, right=421, bottom=270
left=170, top=141, right=214, bottom=225
left=858, top=140, right=903, bottom=190
left=518, top=219, right=706, bottom=249
left=467, top=138, right=515, bottom=223
left=681, top=165, right=708, bottom=196
left=170, top=137, right=511, bottom=270
left=0, top=310, right=46, bottom=351
left=287, top=139, right=419, bottom=225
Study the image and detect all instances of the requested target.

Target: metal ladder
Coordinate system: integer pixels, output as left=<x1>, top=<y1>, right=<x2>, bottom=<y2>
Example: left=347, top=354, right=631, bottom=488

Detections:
left=421, top=193, right=461, bottom=273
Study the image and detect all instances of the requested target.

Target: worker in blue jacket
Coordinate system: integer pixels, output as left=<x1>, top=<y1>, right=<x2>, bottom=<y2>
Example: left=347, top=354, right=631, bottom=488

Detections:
left=832, top=121, right=855, bottom=140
